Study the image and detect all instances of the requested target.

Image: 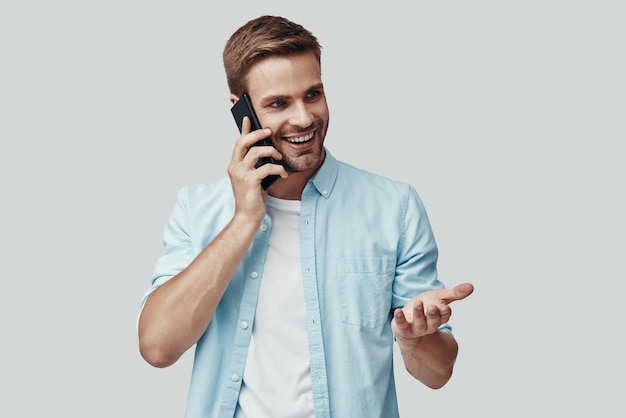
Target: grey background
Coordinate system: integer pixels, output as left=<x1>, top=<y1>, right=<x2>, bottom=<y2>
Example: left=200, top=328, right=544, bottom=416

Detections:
left=1, top=1, right=624, bottom=417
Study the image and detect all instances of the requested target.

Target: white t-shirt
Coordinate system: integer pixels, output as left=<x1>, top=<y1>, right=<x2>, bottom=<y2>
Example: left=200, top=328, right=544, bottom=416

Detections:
left=235, top=196, right=314, bottom=418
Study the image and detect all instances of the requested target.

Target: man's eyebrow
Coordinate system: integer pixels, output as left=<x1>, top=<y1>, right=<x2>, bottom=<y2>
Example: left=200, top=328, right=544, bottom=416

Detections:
left=261, top=84, right=325, bottom=104
left=262, top=94, right=290, bottom=104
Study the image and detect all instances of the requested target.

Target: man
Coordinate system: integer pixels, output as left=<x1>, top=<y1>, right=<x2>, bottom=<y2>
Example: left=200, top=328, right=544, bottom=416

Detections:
left=138, top=15, right=474, bottom=418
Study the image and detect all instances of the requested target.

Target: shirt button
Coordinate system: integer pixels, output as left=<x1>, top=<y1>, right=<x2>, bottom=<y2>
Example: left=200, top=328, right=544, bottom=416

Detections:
left=322, top=189, right=329, bottom=195
left=260, top=224, right=268, bottom=232
left=250, top=271, right=258, bottom=279
left=231, top=374, right=239, bottom=382
left=240, top=321, right=248, bottom=330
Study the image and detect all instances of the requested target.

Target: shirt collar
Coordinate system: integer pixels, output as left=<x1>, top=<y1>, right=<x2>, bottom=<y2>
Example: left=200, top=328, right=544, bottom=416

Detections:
left=307, top=148, right=338, bottom=199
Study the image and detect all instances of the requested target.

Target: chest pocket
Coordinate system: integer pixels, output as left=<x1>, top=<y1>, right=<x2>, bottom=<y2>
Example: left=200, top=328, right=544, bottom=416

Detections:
left=337, top=256, right=395, bottom=330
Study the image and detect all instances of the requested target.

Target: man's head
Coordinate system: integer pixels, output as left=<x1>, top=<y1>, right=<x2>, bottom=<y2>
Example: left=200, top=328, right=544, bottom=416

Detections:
left=223, top=15, right=322, bottom=96
left=224, top=16, right=329, bottom=188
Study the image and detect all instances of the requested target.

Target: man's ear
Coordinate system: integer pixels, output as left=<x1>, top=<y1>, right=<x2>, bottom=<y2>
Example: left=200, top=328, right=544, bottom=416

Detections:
left=230, top=94, right=239, bottom=105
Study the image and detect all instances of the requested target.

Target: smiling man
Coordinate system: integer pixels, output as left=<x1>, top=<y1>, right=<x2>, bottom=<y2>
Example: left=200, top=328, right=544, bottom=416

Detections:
left=231, top=52, right=329, bottom=200
left=138, top=15, right=474, bottom=418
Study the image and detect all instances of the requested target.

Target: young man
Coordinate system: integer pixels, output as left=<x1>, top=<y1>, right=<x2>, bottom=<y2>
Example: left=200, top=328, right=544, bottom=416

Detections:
left=138, top=15, right=474, bottom=418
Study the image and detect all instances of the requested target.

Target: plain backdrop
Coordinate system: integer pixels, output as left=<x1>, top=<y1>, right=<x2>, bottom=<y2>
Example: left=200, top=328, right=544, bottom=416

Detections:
left=1, top=1, right=624, bottom=417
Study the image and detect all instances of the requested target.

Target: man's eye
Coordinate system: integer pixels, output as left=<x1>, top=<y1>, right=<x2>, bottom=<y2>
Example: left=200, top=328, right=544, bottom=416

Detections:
left=271, top=100, right=285, bottom=108
left=307, top=91, right=319, bottom=99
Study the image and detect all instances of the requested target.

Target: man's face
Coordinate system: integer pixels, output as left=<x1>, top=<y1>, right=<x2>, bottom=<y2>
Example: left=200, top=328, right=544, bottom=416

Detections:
left=244, top=52, right=329, bottom=176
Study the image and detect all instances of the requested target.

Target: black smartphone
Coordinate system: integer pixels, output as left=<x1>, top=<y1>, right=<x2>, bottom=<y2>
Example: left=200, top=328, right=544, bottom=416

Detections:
left=231, top=93, right=281, bottom=190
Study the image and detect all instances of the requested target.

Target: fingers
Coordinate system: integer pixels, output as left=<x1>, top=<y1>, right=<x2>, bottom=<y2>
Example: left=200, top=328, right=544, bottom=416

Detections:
left=422, top=303, right=449, bottom=333
left=392, top=308, right=419, bottom=339
left=393, top=308, right=408, bottom=326
left=393, top=283, right=473, bottom=340
left=232, top=125, right=273, bottom=161
left=241, top=115, right=253, bottom=135
left=393, top=301, right=446, bottom=340
left=430, top=303, right=451, bottom=324
left=229, top=124, right=284, bottom=188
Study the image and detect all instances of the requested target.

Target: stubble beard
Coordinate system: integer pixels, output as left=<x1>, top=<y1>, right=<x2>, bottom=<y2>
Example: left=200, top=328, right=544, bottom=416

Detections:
left=280, top=118, right=329, bottom=173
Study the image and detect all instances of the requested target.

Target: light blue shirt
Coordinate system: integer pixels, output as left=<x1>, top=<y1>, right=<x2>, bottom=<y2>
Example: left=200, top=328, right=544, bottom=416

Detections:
left=141, top=149, right=450, bottom=418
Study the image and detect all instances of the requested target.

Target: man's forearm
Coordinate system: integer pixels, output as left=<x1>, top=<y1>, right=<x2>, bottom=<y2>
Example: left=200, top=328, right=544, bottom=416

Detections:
left=397, top=330, right=459, bottom=389
left=138, top=215, right=261, bottom=368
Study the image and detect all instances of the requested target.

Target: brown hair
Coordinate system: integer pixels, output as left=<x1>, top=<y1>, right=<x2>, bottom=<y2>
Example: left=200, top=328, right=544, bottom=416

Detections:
left=223, top=15, right=322, bottom=96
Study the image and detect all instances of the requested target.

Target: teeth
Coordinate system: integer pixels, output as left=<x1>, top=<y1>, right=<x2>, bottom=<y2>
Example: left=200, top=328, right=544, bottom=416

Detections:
left=286, top=133, right=314, bottom=143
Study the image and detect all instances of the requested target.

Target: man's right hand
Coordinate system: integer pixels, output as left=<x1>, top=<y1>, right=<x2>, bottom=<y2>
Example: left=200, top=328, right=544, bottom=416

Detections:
left=227, top=116, right=284, bottom=223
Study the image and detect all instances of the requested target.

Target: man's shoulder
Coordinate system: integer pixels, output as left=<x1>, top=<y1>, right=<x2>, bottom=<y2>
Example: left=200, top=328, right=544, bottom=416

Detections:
left=335, top=160, right=413, bottom=194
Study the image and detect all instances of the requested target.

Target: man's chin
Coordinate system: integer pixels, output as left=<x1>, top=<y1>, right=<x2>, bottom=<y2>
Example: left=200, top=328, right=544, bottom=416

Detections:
left=282, top=154, right=321, bottom=173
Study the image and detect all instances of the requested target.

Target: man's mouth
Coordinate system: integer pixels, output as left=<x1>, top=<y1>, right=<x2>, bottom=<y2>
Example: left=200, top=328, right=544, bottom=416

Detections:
left=284, top=132, right=314, bottom=143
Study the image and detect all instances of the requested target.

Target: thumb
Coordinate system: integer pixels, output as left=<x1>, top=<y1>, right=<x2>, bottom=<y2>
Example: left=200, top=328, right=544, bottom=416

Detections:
left=451, top=282, right=474, bottom=301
